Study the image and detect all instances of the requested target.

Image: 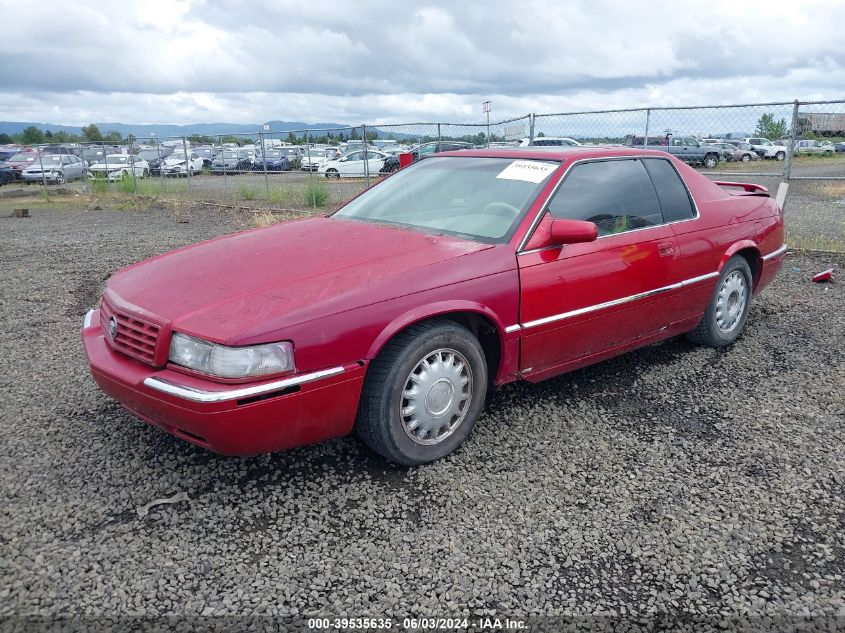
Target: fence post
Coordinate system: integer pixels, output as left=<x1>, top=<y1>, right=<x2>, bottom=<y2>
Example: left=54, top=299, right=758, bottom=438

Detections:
left=644, top=108, right=650, bottom=148
left=362, top=124, right=369, bottom=188
left=36, top=145, right=46, bottom=187
left=306, top=131, right=314, bottom=209
left=102, top=142, right=108, bottom=191
left=437, top=123, right=441, bottom=150
left=128, top=136, right=137, bottom=194
left=182, top=136, right=191, bottom=195
left=783, top=100, right=800, bottom=183
left=529, top=114, right=535, bottom=147
left=220, top=136, right=228, bottom=197
left=154, top=135, right=163, bottom=185
left=260, top=131, right=269, bottom=201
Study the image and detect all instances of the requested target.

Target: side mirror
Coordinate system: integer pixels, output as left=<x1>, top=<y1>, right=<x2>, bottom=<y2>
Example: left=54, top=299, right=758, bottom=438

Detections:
left=550, top=219, right=598, bottom=245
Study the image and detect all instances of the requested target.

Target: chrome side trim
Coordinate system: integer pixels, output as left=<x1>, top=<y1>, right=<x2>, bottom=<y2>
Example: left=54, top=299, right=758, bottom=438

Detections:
left=762, top=244, right=788, bottom=261
left=143, top=366, right=345, bottom=404
left=521, top=281, right=683, bottom=330
left=682, top=272, right=719, bottom=286
left=504, top=324, right=522, bottom=334
left=83, top=309, right=95, bottom=329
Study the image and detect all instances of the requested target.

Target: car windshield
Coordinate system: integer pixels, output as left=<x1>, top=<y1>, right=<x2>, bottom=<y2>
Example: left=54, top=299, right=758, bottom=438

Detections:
left=169, top=152, right=187, bottom=160
left=38, top=155, right=63, bottom=165
left=9, top=153, right=36, bottom=163
left=334, top=156, right=558, bottom=243
left=138, top=150, right=162, bottom=160
left=264, top=150, right=283, bottom=158
left=223, top=151, right=240, bottom=159
left=103, top=155, right=128, bottom=164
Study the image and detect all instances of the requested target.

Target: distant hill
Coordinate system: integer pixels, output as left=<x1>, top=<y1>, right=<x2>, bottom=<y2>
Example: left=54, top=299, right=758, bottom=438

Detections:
left=0, top=120, right=418, bottom=140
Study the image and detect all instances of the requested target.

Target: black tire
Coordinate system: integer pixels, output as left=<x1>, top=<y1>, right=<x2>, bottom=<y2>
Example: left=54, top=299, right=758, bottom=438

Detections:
left=775, top=151, right=785, bottom=161
left=143, top=168, right=150, bottom=178
left=326, top=169, right=339, bottom=179
left=356, top=319, right=488, bottom=466
left=741, top=153, right=751, bottom=162
left=687, top=256, right=753, bottom=348
left=55, top=171, right=65, bottom=185
left=703, top=154, right=718, bottom=169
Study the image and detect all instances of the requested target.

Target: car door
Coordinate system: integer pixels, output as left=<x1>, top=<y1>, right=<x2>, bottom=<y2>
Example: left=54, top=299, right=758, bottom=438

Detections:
left=339, top=151, right=363, bottom=176
left=517, top=158, right=681, bottom=380
left=669, top=136, right=686, bottom=161
left=366, top=151, right=385, bottom=174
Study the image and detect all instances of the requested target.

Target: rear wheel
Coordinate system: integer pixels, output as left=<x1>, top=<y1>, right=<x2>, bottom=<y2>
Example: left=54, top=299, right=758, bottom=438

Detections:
left=356, top=319, right=487, bottom=465
left=687, top=256, right=753, bottom=348
left=775, top=151, right=786, bottom=161
left=741, top=153, right=751, bottom=162
left=55, top=171, right=65, bottom=185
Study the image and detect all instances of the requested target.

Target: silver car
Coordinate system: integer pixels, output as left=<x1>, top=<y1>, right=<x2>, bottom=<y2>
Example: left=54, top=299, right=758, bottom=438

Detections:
left=21, top=154, right=85, bottom=184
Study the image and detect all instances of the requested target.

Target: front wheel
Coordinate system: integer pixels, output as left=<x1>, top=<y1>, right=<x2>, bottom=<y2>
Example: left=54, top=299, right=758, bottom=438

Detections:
left=325, top=169, right=339, bottom=179
left=356, top=319, right=488, bottom=465
left=703, top=154, right=718, bottom=169
left=775, top=151, right=785, bottom=161
left=687, top=256, right=753, bottom=348
left=741, top=153, right=751, bottom=162
left=55, top=171, right=65, bottom=185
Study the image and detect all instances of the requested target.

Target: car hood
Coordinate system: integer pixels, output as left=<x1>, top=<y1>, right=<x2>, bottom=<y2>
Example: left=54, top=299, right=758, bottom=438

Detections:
left=106, top=217, right=497, bottom=344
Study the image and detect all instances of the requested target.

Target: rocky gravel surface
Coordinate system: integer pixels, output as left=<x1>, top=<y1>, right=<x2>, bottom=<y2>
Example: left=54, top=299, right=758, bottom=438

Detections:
left=1, top=207, right=843, bottom=630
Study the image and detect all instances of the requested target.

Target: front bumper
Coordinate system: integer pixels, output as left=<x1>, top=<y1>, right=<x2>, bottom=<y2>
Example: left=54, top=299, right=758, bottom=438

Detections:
left=22, top=172, right=61, bottom=183
left=82, top=309, right=365, bottom=455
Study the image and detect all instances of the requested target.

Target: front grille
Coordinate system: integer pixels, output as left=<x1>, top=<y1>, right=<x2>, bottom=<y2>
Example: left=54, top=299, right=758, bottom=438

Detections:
left=100, top=299, right=161, bottom=365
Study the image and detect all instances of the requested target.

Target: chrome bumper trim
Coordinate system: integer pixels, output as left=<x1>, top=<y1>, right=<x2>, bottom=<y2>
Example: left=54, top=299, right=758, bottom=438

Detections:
left=143, top=366, right=345, bottom=403
left=83, top=309, right=96, bottom=329
left=504, top=324, right=521, bottom=334
left=762, top=244, right=788, bottom=261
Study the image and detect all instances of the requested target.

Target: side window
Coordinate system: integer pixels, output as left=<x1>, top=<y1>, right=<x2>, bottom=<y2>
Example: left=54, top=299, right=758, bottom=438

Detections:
left=346, top=151, right=362, bottom=161
left=671, top=138, right=683, bottom=146
left=547, top=159, right=663, bottom=236
left=642, top=159, right=695, bottom=223
left=419, top=144, right=437, bottom=156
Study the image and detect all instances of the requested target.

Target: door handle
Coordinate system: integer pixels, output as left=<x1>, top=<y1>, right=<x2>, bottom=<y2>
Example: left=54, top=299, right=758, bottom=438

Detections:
left=658, top=242, right=675, bottom=257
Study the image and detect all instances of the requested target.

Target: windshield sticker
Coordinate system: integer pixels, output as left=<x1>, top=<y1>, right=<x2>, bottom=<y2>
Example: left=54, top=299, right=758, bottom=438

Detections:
left=495, top=160, right=558, bottom=183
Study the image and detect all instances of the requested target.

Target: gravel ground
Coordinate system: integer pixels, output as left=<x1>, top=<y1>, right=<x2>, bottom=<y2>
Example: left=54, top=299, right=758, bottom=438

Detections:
left=1, top=207, right=844, bottom=629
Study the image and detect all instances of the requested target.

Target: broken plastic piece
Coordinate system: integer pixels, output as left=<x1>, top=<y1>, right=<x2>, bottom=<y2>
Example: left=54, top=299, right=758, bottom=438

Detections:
left=136, top=491, right=189, bottom=518
left=812, top=268, right=834, bottom=283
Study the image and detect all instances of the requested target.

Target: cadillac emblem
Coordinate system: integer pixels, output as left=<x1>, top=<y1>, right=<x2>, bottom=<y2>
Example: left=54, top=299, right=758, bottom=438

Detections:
left=107, top=316, right=118, bottom=339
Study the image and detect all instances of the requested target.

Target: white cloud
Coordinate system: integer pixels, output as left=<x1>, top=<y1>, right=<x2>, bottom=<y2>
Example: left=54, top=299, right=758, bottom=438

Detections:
left=0, top=0, right=843, bottom=125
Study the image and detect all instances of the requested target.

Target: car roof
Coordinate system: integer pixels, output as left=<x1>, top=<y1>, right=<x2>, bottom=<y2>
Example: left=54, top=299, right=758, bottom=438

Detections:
left=435, top=146, right=673, bottom=161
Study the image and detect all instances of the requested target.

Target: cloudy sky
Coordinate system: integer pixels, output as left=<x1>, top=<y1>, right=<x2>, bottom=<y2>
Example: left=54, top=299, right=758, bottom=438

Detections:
left=1, top=0, right=844, bottom=126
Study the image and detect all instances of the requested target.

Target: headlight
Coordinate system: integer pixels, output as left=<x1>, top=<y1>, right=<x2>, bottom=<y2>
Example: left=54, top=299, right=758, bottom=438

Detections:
left=169, top=333, right=295, bottom=379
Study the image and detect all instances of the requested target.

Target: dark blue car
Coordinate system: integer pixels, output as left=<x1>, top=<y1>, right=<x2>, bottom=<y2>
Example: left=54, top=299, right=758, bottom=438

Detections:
left=252, top=150, right=291, bottom=172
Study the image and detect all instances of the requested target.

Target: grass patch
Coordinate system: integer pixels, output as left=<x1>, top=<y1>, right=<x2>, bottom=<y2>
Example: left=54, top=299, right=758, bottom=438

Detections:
left=238, top=183, right=260, bottom=201
left=267, top=186, right=299, bottom=206
left=304, top=181, right=329, bottom=208
left=90, top=179, right=109, bottom=194
left=116, top=176, right=136, bottom=194
left=253, top=211, right=281, bottom=228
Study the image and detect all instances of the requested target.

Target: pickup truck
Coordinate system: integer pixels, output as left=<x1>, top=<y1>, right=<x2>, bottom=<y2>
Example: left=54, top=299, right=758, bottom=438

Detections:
left=626, top=135, right=723, bottom=168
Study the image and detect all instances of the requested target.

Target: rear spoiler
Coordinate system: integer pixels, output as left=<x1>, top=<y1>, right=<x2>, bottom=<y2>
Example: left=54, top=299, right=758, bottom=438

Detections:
left=714, top=181, right=769, bottom=196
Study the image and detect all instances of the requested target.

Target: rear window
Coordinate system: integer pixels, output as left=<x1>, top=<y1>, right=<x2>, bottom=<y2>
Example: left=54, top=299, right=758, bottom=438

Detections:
left=642, top=158, right=695, bottom=223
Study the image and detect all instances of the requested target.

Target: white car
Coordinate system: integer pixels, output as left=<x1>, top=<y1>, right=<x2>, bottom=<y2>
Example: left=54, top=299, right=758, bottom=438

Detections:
left=743, top=137, right=788, bottom=161
left=87, top=155, right=150, bottom=181
left=793, top=139, right=836, bottom=156
left=160, top=150, right=204, bottom=177
left=301, top=147, right=334, bottom=172
left=517, top=136, right=581, bottom=147
left=318, top=150, right=388, bottom=178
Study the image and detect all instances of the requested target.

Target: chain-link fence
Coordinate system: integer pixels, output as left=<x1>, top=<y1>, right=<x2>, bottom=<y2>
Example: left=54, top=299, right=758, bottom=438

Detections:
left=4, top=100, right=843, bottom=251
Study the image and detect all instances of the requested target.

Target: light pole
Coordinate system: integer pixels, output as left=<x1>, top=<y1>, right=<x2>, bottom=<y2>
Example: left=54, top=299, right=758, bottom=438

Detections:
left=482, top=100, right=491, bottom=148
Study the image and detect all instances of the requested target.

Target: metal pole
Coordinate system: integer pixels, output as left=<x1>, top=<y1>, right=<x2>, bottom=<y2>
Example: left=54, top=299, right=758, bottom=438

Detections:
left=220, top=137, right=228, bottom=196
left=437, top=123, right=442, bottom=151
left=260, top=131, right=269, bottom=200
left=783, top=100, right=800, bottom=183
left=644, top=108, right=650, bottom=148
left=486, top=110, right=490, bottom=148
left=129, top=137, right=137, bottom=193
left=306, top=131, right=314, bottom=209
left=103, top=142, right=108, bottom=191
left=36, top=145, right=46, bottom=187
left=154, top=136, right=163, bottom=185
left=529, top=114, right=535, bottom=147
left=182, top=136, right=191, bottom=195
left=362, top=124, right=369, bottom=188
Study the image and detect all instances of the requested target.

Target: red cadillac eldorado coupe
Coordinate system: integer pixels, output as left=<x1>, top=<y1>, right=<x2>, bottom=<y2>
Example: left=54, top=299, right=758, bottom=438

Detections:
left=83, top=148, right=786, bottom=465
